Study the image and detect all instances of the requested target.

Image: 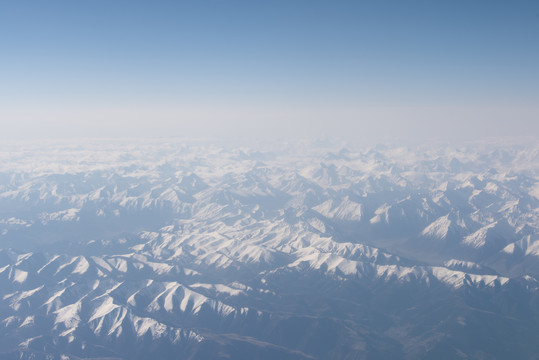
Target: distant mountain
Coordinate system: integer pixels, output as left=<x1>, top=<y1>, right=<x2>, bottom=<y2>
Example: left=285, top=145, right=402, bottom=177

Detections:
left=0, top=140, right=538, bottom=359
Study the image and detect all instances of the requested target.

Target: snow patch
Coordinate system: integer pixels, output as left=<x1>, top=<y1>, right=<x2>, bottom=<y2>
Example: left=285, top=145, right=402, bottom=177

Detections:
left=54, top=302, right=81, bottom=328
left=12, top=268, right=28, bottom=283
left=421, top=215, right=451, bottom=240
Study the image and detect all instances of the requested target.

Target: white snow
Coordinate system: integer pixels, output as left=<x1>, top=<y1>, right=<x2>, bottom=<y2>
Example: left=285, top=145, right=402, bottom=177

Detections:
left=133, top=316, right=167, bottom=339
left=89, top=296, right=120, bottom=322
left=189, top=283, right=244, bottom=297
left=421, top=215, right=451, bottom=240
left=54, top=302, right=81, bottom=328
left=72, top=257, right=90, bottom=275
left=313, top=197, right=363, bottom=221
left=20, top=316, right=34, bottom=327
left=12, top=268, right=28, bottom=283
left=39, top=208, right=80, bottom=223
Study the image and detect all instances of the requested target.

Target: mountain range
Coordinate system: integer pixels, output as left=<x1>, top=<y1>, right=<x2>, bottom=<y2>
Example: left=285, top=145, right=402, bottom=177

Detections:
left=0, top=139, right=538, bottom=359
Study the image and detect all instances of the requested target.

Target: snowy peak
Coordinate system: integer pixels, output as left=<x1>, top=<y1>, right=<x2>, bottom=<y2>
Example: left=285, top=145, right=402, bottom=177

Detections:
left=420, top=212, right=467, bottom=241
left=313, top=196, right=363, bottom=221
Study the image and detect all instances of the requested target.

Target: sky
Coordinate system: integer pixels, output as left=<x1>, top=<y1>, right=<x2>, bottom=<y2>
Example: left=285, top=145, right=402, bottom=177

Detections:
left=1, top=0, right=538, bottom=143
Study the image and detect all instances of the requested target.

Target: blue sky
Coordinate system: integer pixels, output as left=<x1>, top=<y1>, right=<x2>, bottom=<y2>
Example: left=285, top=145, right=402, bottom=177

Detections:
left=1, top=0, right=538, bottom=142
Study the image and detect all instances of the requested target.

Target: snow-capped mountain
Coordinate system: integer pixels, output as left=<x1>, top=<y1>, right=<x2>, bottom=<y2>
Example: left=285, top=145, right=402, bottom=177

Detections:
left=0, top=139, right=538, bottom=359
